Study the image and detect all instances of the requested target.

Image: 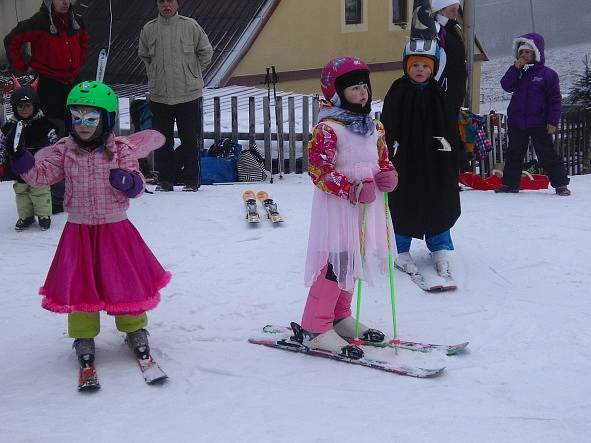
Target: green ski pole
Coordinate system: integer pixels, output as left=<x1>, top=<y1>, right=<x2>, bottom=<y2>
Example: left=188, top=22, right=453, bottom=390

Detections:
left=352, top=203, right=369, bottom=345
left=384, top=193, right=400, bottom=347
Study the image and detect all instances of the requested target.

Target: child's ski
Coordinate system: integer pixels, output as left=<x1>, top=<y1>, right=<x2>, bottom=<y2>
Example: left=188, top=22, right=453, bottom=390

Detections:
left=395, top=265, right=456, bottom=292
left=243, top=190, right=261, bottom=223
left=250, top=324, right=445, bottom=378
left=136, top=356, right=168, bottom=384
left=95, top=48, right=108, bottom=82
left=78, top=365, right=100, bottom=391
left=261, top=325, right=468, bottom=356
left=256, top=191, right=283, bottom=223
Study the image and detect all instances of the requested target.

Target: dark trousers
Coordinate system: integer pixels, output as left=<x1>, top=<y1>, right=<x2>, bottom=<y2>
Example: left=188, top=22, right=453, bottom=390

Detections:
left=503, top=126, right=569, bottom=189
left=151, top=99, right=201, bottom=186
left=37, top=76, right=75, bottom=214
left=37, top=76, right=76, bottom=120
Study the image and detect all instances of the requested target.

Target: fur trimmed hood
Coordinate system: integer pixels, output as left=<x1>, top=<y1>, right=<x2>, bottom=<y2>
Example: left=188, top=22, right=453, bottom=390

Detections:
left=512, top=33, right=545, bottom=65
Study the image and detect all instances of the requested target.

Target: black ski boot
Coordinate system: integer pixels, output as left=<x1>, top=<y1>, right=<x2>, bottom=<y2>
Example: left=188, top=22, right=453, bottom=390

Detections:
left=126, top=328, right=150, bottom=360
left=38, top=216, right=51, bottom=231
left=15, top=216, right=35, bottom=231
left=73, top=338, right=95, bottom=368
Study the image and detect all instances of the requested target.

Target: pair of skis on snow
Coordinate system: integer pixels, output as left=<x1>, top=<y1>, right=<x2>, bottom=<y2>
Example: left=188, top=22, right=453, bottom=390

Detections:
left=78, top=347, right=167, bottom=391
left=249, top=323, right=469, bottom=378
left=243, top=190, right=283, bottom=224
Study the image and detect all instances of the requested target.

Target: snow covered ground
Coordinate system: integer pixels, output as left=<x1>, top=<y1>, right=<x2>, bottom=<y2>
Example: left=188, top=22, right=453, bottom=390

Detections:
left=480, top=41, right=591, bottom=113
left=1, top=173, right=590, bottom=442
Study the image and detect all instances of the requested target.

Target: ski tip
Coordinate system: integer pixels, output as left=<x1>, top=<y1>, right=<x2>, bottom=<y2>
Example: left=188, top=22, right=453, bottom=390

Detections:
left=256, top=190, right=269, bottom=201
left=243, top=190, right=256, bottom=200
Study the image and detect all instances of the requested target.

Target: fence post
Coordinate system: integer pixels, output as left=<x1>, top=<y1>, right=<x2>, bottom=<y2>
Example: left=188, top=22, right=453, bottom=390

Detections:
left=584, top=109, right=591, bottom=173
left=263, top=96, right=272, bottom=172
left=214, top=96, right=221, bottom=142
left=231, top=96, right=238, bottom=143
left=276, top=96, right=285, bottom=177
left=302, top=96, right=310, bottom=173
left=288, top=96, right=296, bottom=173
left=249, top=96, right=256, bottom=149
left=312, top=96, right=320, bottom=125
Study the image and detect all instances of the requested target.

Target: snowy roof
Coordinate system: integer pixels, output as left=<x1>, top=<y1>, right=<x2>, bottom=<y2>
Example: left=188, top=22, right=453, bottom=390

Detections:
left=77, top=0, right=278, bottom=86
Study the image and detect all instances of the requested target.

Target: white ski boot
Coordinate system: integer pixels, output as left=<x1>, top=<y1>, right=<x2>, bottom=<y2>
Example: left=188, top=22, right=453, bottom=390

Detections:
left=333, top=316, right=385, bottom=343
left=302, top=328, right=364, bottom=359
left=394, top=252, right=418, bottom=275
left=431, top=250, right=457, bottom=289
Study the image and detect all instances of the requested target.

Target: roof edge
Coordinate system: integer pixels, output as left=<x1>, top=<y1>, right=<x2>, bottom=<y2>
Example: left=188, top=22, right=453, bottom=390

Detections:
left=227, top=54, right=487, bottom=87
left=210, top=0, right=281, bottom=87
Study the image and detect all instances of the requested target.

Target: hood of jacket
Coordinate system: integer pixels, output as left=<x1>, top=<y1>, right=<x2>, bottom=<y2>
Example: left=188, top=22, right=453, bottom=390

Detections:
left=512, top=33, right=545, bottom=65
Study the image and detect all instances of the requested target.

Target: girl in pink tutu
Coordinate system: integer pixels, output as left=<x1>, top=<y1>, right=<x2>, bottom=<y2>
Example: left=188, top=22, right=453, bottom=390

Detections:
left=301, top=56, right=398, bottom=359
left=9, top=81, right=171, bottom=371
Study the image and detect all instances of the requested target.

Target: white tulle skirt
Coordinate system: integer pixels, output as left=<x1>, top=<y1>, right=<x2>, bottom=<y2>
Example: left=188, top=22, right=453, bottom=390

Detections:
left=304, top=173, right=393, bottom=292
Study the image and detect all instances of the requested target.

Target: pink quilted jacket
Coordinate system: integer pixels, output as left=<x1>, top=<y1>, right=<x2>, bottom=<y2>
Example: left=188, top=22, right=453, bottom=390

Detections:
left=22, top=135, right=145, bottom=225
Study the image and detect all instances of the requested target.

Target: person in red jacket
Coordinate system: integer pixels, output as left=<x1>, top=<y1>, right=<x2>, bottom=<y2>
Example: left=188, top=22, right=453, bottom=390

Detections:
left=4, top=0, right=88, bottom=129
left=4, top=0, right=89, bottom=213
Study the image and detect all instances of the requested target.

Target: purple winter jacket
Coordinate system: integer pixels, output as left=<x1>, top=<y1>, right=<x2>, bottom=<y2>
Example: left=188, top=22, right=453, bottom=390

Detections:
left=500, top=33, right=561, bottom=129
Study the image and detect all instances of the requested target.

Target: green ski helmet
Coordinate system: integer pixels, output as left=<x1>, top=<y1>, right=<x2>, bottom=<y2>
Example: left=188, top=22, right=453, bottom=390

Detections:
left=67, top=81, right=118, bottom=132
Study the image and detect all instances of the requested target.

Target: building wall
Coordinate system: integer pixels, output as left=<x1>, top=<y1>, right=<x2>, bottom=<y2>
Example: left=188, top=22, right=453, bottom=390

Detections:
left=231, top=0, right=409, bottom=99
left=0, top=0, right=41, bottom=65
left=231, top=0, right=482, bottom=109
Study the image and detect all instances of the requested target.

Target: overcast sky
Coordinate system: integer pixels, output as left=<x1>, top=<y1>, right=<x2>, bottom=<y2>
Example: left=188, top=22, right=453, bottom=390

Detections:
left=474, top=0, right=591, bottom=55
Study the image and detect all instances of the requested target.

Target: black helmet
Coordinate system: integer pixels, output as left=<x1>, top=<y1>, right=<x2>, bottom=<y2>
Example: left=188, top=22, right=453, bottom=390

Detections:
left=11, top=87, right=41, bottom=119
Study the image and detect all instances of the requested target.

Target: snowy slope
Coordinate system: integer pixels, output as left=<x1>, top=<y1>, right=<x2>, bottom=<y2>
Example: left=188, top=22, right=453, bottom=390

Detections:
left=1, top=175, right=590, bottom=443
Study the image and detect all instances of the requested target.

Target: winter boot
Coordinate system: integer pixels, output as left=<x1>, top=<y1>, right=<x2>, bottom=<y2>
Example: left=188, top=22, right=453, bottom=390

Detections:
left=38, top=216, right=51, bottom=231
left=394, top=252, right=418, bottom=275
left=182, top=184, right=199, bottom=192
left=333, top=316, right=385, bottom=343
left=73, top=338, right=95, bottom=368
left=494, top=185, right=519, bottom=193
left=555, top=185, right=571, bottom=196
left=302, top=328, right=363, bottom=359
left=155, top=181, right=173, bottom=192
left=432, top=250, right=452, bottom=279
left=126, top=328, right=150, bottom=360
left=15, top=216, right=35, bottom=231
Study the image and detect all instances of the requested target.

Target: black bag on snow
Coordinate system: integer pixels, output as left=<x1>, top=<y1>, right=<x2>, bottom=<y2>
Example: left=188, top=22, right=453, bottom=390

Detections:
left=237, top=143, right=267, bottom=182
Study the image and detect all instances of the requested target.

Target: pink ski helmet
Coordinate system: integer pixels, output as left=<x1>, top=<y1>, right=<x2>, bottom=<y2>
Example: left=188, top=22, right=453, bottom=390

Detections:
left=321, top=56, right=370, bottom=104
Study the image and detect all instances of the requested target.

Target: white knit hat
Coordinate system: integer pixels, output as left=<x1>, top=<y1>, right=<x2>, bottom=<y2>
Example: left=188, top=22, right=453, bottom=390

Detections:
left=43, top=0, right=80, bottom=34
left=431, top=0, right=461, bottom=13
left=518, top=43, right=534, bottom=53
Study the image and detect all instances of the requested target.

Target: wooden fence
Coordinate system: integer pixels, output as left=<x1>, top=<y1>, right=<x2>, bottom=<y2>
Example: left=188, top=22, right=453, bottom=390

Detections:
left=3, top=88, right=590, bottom=178
left=463, top=108, right=590, bottom=177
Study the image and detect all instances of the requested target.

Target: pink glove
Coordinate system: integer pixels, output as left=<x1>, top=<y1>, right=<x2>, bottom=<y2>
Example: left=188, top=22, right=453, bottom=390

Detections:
left=374, top=170, right=398, bottom=192
left=349, top=179, right=376, bottom=205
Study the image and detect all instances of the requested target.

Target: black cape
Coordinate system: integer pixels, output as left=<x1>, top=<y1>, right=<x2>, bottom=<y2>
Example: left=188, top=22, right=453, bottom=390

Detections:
left=438, top=19, right=468, bottom=170
left=381, top=76, right=460, bottom=239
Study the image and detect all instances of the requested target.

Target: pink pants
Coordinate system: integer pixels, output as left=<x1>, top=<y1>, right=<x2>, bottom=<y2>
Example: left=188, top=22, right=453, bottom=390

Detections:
left=301, top=265, right=353, bottom=333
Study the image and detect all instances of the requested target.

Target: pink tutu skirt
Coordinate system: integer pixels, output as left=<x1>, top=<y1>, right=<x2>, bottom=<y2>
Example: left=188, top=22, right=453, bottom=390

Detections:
left=40, top=220, right=171, bottom=315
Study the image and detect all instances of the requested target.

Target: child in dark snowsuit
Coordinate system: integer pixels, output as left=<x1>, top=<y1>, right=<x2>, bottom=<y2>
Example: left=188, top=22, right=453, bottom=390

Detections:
left=0, top=86, right=58, bottom=230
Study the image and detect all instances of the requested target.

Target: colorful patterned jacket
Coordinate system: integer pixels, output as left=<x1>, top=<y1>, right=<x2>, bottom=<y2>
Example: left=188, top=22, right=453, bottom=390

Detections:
left=308, top=120, right=395, bottom=199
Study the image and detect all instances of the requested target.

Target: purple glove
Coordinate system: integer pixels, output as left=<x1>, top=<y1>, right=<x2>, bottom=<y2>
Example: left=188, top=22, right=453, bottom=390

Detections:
left=109, top=168, right=143, bottom=197
left=374, top=170, right=398, bottom=192
left=349, top=179, right=376, bottom=205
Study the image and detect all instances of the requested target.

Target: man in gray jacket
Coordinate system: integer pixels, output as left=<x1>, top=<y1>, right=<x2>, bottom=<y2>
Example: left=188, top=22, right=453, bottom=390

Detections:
left=139, top=0, right=213, bottom=191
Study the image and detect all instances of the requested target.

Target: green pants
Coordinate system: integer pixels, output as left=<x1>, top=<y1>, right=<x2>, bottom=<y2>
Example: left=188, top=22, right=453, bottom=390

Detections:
left=68, top=312, right=148, bottom=338
left=13, top=182, right=52, bottom=219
